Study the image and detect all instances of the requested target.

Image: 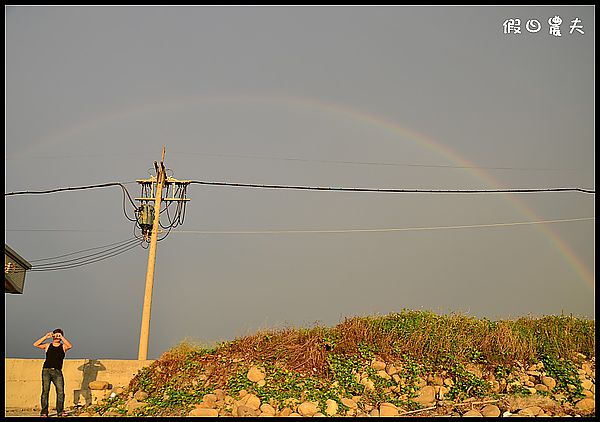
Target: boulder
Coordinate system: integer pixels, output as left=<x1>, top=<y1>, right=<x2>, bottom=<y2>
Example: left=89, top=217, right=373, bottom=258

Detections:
left=377, top=370, right=391, bottom=380
left=341, top=398, right=357, bottom=409
left=575, top=398, right=595, bottom=412
left=385, top=364, right=398, bottom=375
left=133, top=390, right=148, bottom=402
left=240, top=393, right=261, bottom=410
left=518, top=406, right=543, bottom=416
left=237, top=405, right=260, bottom=417
left=414, top=386, right=436, bottom=405
left=297, top=402, right=319, bottom=417
left=125, top=398, right=145, bottom=414
left=379, top=403, right=398, bottom=417
left=260, top=404, right=276, bottom=416
left=463, top=410, right=482, bottom=417
left=189, top=408, right=219, bottom=417
left=247, top=366, right=266, bottom=382
left=480, top=404, right=500, bottom=417
left=371, top=360, right=386, bottom=371
left=325, top=399, right=338, bottom=416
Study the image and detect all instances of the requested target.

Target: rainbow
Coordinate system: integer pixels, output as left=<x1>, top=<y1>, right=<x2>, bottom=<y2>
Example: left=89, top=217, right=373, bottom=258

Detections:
left=15, top=93, right=595, bottom=290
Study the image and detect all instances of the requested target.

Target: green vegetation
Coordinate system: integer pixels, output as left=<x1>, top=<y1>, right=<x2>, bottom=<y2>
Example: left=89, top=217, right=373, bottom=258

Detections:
left=82, top=310, right=594, bottom=416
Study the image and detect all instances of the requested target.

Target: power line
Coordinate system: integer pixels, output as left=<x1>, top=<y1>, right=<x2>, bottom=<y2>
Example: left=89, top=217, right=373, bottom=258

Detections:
left=4, top=182, right=137, bottom=197
left=189, top=180, right=595, bottom=194
left=28, top=241, right=140, bottom=272
left=169, top=151, right=578, bottom=172
left=30, top=238, right=140, bottom=268
left=29, top=237, right=138, bottom=263
left=171, top=217, right=594, bottom=235
left=10, top=238, right=141, bottom=273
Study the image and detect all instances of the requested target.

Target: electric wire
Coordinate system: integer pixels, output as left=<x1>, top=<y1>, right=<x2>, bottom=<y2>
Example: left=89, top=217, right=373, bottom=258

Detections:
left=4, top=182, right=136, bottom=197
left=28, top=237, right=138, bottom=263
left=189, top=180, right=595, bottom=194
left=9, top=238, right=141, bottom=273
left=169, top=151, right=578, bottom=172
left=28, top=241, right=140, bottom=272
left=170, top=217, right=594, bottom=235
left=29, top=238, right=140, bottom=268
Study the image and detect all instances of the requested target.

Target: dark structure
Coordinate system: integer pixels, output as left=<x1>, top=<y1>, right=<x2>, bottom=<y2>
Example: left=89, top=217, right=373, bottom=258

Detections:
left=5, top=244, right=32, bottom=294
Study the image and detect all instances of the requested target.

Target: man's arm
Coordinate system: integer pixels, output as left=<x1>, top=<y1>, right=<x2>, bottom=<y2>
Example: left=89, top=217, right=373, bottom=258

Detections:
left=34, top=332, right=52, bottom=350
left=61, top=335, right=73, bottom=352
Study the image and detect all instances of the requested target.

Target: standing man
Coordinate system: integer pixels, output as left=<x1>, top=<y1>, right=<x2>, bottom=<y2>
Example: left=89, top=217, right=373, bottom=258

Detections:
left=34, top=329, right=73, bottom=417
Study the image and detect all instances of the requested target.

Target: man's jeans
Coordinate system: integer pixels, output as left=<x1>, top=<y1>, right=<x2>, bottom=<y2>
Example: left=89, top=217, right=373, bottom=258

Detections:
left=41, top=368, right=65, bottom=416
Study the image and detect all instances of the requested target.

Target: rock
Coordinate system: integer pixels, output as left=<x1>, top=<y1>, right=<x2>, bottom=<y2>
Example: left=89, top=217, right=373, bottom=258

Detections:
left=535, top=384, right=549, bottom=392
left=583, top=389, right=594, bottom=397
left=103, top=411, right=121, bottom=417
left=214, top=389, right=226, bottom=401
left=490, top=380, right=501, bottom=393
left=371, top=360, right=386, bottom=371
left=298, top=402, right=319, bottom=417
left=444, top=378, right=454, bottom=387
left=463, top=410, right=482, bottom=417
left=416, top=376, right=427, bottom=388
left=377, top=370, right=391, bottom=380
left=189, top=408, right=219, bottom=417
left=260, top=404, right=276, bottom=416
left=581, top=379, right=593, bottom=390
left=519, top=406, right=543, bottom=416
left=575, top=398, right=595, bottom=412
left=379, top=403, right=398, bottom=417
left=112, top=386, right=125, bottom=395
left=369, top=409, right=380, bottom=417
left=240, top=393, right=261, bottom=410
left=434, top=385, right=449, bottom=400
left=414, top=386, right=436, bottom=405
left=202, top=393, right=217, bottom=407
left=386, top=364, right=398, bottom=375
left=247, top=366, right=266, bottom=382
left=480, top=404, right=501, bottom=417
left=341, top=398, right=358, bottom=410
left=465, top=363, right=483, bottom=379
left=237, top=405, right=259, bottom=417
left=125, top=398, right=145, bottom=414
left=257, top=379, right=266, bottom=387
left=325, top=399, right=338, bottom=416
left=432, top=375, right=444, bottom=386
left=89, top=381, right=110, bottom=390
left=392, top=374, right=401, bottom=383
left=361, top=378, right=375, bottom=391
left=238, top=389, right=248, bottom=398
left=279, top=408, right=293, bottom=416
left=541, top=376, right=556, bottom=390
left=133, top=390, right=148, bottom=402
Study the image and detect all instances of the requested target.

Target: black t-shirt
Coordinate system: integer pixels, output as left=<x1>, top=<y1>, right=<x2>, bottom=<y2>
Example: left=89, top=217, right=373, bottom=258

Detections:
left=43, top=344, right=66, bottom=370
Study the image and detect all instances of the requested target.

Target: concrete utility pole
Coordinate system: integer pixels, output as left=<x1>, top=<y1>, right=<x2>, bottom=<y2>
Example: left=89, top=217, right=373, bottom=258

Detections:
left=136, top=146, right=190, bottom=360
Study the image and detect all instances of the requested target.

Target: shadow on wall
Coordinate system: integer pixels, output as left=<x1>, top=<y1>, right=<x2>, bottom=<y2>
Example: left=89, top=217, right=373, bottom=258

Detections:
left=73, top=359, right=106, bottom=406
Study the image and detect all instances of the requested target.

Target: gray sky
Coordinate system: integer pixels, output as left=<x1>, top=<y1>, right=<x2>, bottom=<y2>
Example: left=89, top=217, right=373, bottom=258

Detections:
left=5, top=6, right=594, bottom=360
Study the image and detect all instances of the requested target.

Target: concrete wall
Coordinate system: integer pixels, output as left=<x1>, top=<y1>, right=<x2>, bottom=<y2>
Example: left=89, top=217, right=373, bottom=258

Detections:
left=5, top=358, right=154, bottom=411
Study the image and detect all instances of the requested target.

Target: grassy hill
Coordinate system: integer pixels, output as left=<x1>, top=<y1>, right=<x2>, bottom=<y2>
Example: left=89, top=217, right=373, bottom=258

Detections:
left=82, top=310, right=595, bottom=417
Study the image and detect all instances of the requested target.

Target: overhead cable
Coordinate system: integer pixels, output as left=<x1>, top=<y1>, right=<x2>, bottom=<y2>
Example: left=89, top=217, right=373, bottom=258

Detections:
left=171, top=217, right=594, bottom=235
left=190, top=181, right=595, bottom=194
